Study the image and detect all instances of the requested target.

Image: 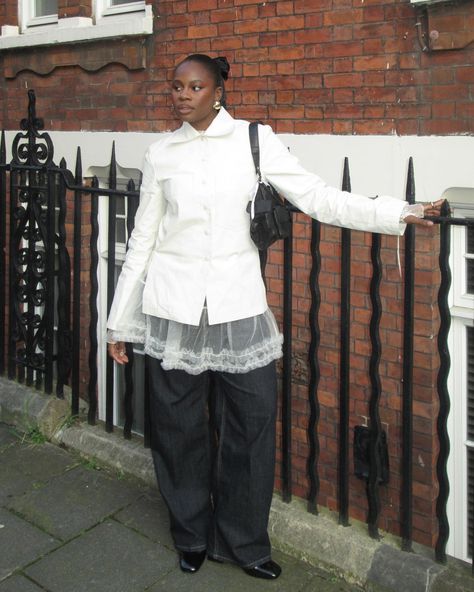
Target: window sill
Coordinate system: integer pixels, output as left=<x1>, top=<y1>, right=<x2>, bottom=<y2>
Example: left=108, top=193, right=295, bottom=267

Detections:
left=0, top=6, right=153, bottom=50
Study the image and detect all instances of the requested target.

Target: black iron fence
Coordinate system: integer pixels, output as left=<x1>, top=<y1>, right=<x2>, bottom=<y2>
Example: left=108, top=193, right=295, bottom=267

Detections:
left=1, top=91, right=473, bottom=572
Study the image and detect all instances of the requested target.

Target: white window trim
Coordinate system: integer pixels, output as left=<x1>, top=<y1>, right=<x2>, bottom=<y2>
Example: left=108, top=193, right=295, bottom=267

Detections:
left=410, top=0, right=463, bottom=4
left=447, top=201, right=474, bottom=563
left=96, top=0, right=147, bottom=20
left=0, top=1, right=152, bottom=50
left=20, top=1, right=58, bottom=32
left=447, top=318, right=473, bottom=564
left=452, top=206, right=474, bottom=312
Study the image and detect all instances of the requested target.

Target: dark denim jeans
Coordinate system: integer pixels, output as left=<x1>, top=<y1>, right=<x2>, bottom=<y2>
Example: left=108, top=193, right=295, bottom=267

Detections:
left=147, top=356, right=277, bottom=568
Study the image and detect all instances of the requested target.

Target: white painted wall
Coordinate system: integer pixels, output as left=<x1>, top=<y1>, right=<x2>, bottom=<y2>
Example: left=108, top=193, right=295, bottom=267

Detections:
left=5, top=130, right=473, bottom=202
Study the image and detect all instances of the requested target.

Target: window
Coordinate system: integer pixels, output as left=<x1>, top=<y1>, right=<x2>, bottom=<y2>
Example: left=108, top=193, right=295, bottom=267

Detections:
left=466, top=327, right=474, bottom=560
left=35, top=0, right=57, bottom=17
left=22, top=0, right=58, bottom=30
left=96, top=0, right=147, bottom=20
left=467, top=226, right=474, bottom=294
left=0, top=0, right=152, bottom=49
left=447, top=193, right=474, bottom=564
left=89, top=161, right=144, bottom=433
left=452, top=209, right=474, bottom=312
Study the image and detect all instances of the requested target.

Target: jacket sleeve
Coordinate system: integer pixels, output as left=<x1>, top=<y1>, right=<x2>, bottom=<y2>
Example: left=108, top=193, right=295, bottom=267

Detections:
left=258, top=125, right=407, bottom=236
left=106, top=148, right=166, bottom=333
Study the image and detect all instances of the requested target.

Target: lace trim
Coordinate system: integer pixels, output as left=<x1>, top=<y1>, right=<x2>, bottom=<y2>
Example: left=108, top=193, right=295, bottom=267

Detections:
left=107, top=308, right=283, bottom=374
left=148, top=334, right=283, bottom=375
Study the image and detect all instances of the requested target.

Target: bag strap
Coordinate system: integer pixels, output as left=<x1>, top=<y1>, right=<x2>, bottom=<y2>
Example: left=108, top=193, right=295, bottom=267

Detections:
left=248, top=122, right=262, bottom=182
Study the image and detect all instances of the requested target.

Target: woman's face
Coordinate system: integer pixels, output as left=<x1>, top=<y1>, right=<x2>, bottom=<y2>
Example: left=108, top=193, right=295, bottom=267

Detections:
left=171, top=61, right=223, bottom=131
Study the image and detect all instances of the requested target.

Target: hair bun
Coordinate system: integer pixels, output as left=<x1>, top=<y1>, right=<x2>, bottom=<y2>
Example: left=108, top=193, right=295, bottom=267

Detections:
left=214, top=56, right=230, bottom=81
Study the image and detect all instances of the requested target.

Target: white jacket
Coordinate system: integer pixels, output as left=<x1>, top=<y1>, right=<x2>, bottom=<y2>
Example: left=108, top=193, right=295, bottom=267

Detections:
left=107, top=108, right=406, bottom=329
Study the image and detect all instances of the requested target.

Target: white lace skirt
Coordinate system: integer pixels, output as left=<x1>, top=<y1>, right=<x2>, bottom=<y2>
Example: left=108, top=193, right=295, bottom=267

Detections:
left=107, top=307, right=283, bottom=375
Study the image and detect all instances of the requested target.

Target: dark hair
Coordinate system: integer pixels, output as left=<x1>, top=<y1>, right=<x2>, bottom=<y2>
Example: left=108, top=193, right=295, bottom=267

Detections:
left=175, top=54, right=230, bottom=107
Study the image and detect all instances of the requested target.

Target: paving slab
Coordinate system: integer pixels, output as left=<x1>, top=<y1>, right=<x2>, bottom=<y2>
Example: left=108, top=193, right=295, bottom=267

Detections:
left=148, top=549, right=362, bottom=592
left=7, top=465, right=145, bottom=541
left=1, top=417, right=471, bottom=592
left=367, top=544, right=444, bottom=592
left=431, top=558, right=474, bottom=592
left=0, top=574, right=45, bottom=592
left=114, top=491, right=174, bottom=549
left=0, top=508, right=59, bottom=582
left=0, top=439, right=75, bottom=505
left=25, top=520, right=176, bottom=592
left=300, top=571, right=364, bottom=592
left=0, top=426, right=19, bottom=448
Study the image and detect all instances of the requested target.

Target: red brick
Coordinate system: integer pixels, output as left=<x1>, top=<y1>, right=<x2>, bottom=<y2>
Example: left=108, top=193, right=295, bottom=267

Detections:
left=354, top=55, right=397, bottom=71
left=333, top=26, right=355, bottom=43
left=354, top=87, right=397, bottom=103
left=217, top=22, right=234, bottom=36
left=269, top=75, right=304, bottom=90
left=354, top=119, right=397, bottom=134
left=268, top=15, right=305, bottom=31
left=277, top=1, right=295, bottom=16
left=235, top=48, right=269, bottom=62
left=456, top=66, right=474, bottom=83
left=354, top=22, right=395, bottom=40
left=234, top=19, right=267, bottom=34
left=430, top=68, right=455, bottom=85
left=211, top=36, right=243, bottom=51
left=322, top=42, right=364, bottom=58
left=276, top=31, right=296, bottom=45
left=210, top=7, right=239, bottom=22
left=324, top=9, right=363, bottom=26
left=295, top=0, right=332, bottom=12
left=324, top=73, right=364, bottom=88
left=269, top=46, right=305, bottom=61
left=295, top=28, right=330, bottom=45
left=269, top=105, right=305, bottom=119
left=276, top=62, right=295, bottom=75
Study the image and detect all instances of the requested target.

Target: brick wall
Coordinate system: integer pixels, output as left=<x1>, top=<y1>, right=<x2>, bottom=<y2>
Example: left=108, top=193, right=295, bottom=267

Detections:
left=0, top=0, right=473, bottom=134
left=268, top=218, right=441, bottom=548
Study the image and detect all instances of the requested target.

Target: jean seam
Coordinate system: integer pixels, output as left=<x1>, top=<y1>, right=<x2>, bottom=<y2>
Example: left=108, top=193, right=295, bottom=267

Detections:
left=212, top=392, right=227, bottom=558
left=176, top=544, right=207, bottom=552
left=208, top=551, right=272, bottom=569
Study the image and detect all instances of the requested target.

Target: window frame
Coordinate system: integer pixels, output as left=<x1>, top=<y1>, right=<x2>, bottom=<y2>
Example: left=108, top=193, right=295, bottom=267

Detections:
left=0, top=0, right=152, bottom=49
left=96, top=0, right=146, bottom=20
left=452, top=211, right=474, bottom=313
left=447, top=201, right=474, bottom=563
left=20, top=0, right=58, bottom=32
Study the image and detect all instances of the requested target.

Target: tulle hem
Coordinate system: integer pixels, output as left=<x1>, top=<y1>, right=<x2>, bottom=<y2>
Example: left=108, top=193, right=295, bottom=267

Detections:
left=107, top=307, right=283, bottom=375
left=146, top=335, right=283, bottom=375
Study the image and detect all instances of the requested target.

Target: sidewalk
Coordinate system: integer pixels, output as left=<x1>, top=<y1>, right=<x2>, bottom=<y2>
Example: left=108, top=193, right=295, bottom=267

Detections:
left=0, top=377, right=473, bottom=592
left=0, top=422, right=362, bottom=592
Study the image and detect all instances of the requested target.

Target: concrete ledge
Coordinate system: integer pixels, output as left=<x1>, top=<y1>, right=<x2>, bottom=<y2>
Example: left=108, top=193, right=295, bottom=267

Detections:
left=1, top=377, right=472, bottom=592
left=54, top=422, right=156, bottom=488
left=0, top=376, right=70, bottom=439
left=270, top=495, right=380, bottom=584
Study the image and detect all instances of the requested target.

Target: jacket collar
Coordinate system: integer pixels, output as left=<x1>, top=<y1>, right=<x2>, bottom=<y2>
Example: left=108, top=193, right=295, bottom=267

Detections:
left=168, top=107, right=235, bottom=143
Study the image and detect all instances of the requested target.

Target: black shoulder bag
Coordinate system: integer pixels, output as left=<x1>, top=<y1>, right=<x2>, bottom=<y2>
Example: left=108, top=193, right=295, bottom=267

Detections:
left=246, top=122, right=291, bottom=251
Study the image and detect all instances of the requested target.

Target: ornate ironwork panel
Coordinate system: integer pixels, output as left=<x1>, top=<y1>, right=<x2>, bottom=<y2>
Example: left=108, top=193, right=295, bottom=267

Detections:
left=7, top=90, right=70, bottom=394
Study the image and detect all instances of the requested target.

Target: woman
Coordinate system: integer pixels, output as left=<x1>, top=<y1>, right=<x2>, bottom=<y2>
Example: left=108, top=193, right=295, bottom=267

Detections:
left=107, top=54, right=442, bottom=580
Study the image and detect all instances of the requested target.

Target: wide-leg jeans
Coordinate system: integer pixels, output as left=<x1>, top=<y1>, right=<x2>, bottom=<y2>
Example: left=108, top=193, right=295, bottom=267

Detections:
left=147, top=355, right=277, bottom=568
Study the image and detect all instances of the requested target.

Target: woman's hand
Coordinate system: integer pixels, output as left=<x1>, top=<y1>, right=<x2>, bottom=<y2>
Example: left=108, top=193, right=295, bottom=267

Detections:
left=404, top=198, right=445, bottom=227
left=108, top=341, right=129, bottom=365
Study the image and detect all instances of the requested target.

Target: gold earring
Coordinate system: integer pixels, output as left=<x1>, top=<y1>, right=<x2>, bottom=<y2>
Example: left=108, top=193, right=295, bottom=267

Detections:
left=213, top=100, right=221, bottom=111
